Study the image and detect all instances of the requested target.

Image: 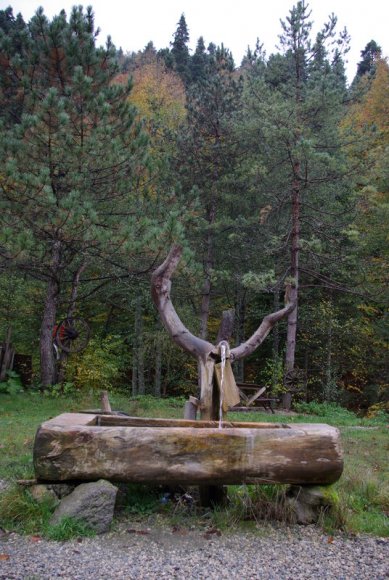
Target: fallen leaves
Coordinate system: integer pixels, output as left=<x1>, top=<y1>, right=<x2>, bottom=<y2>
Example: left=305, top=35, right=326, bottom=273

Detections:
left=203, top=527, right=222, bottom=539
left=127, top=529, right=150, bottom=535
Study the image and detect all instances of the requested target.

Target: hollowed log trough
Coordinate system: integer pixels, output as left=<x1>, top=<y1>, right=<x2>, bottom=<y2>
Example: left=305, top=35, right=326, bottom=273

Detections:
left=33, top=413, right=343, bottom=486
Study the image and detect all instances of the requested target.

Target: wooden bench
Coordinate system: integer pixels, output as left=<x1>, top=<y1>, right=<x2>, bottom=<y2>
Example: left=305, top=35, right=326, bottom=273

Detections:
left=234, top=383, right=279, bottom=413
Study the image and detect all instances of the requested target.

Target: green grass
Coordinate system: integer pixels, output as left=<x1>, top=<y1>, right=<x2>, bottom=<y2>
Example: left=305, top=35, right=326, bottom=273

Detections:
left=0, top=392, right=388, bottom=538
left=0, top=485, right=96, bottom=540
left=0, top=485, right=56, bottom=535
left=45, top=516, right=96, bottom=541
left=0, top=392, right=185, bottom=481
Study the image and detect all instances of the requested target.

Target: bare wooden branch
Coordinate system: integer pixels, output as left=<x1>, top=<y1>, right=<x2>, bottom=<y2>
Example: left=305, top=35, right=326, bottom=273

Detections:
left=151, top=245, right=214, bottom=360
left=230, top=291, right=296, bottom=361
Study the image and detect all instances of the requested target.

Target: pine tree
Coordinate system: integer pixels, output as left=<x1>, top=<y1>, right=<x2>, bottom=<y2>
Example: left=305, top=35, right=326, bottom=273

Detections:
left=0, top=7, right=150, bottom=387
left=190, top=36, right=208, bottom=83
left=356, top=40, right=382, bottom=78
left=171, top=14, right=191, bottom=84
left=175, top=45, right=243, bottom=338
left=0, top=7, right=29, bottom=125
left=241, top=1, right=352, bottom=406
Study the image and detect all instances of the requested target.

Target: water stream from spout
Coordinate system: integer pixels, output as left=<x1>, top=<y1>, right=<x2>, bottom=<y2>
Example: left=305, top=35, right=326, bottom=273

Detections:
left=218, top=342, right=227, bottom=430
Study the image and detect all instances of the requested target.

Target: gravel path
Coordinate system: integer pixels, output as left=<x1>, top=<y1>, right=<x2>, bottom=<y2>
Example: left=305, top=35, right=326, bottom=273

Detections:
left=0, top=524, right=388, bottom=580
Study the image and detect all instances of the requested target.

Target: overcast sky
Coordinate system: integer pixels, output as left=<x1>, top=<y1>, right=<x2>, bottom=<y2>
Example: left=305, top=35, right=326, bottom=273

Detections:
left=2, top=0, right=388, bottom=83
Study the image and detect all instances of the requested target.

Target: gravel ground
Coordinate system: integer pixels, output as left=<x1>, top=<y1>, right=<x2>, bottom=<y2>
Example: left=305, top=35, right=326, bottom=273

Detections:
left=0, top=523, right=388, bottom=580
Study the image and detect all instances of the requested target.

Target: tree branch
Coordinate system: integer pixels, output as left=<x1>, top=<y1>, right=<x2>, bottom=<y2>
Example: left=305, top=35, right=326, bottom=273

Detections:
left=230, top=289, right=296, bottom=361
left=151, top=245, right=214, bottom=360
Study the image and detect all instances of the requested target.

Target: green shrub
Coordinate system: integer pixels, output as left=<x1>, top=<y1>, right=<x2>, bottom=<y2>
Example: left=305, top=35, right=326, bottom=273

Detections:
left=0, top=370, right=23, bottom=395
left=120, top=484, right=161, bottom=515
left=67, top=335, right=129, bottom=391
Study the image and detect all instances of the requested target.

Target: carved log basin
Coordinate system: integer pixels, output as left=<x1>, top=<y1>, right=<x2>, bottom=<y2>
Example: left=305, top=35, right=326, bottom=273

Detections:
left=33, top=413, right=343, bottom=486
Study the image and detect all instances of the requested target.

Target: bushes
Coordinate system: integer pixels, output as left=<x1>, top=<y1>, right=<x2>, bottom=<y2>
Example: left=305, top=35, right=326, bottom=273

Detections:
left=0, top=370, right=23, bottom=395
left=67, top=335, right=130, bottom=391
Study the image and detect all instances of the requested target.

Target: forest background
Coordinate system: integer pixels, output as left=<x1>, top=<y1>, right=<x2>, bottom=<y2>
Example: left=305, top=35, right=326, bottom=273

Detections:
left=0, top=2, right=387, bottom=413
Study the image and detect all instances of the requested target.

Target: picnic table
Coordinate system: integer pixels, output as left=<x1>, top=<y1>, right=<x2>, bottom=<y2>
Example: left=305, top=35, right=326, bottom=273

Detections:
left=233, top=383, right=279, bottom=413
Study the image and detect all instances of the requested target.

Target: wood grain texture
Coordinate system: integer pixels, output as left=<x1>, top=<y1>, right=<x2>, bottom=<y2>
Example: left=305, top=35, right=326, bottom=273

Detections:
left=34, top=414, right=343, bottom=486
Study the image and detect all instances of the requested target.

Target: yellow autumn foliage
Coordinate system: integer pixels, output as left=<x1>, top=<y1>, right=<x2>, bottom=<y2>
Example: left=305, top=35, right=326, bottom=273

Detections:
left=128, top=57, right=186, bottom=132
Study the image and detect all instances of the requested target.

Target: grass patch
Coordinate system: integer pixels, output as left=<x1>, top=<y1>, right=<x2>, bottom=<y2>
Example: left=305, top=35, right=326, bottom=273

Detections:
left=45, top=516, right=96, bottom=541
left=0, top=485, right=56, bottom=535
left=0, top=392, right=184, bottom=481
left=119, top=484, right=162, bottom=516
left=1, top=392, right=388, bottom=537
left=332, top=426, right=389, bottom=536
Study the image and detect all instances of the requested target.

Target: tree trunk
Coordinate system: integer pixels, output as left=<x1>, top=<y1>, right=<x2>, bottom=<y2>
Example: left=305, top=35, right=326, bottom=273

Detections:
left=199, top=199, right=216, bottom=340
left=56, top=262, right=86, bottom=386
left=324, top=301, right=333, bottom=401
left=234, top=286, right=246, bottom=383
left=132, top=294, right=145, bottom=396
left=40, top=275, right=60, bottom=388
left=199, top=239, right=213, bottom=340
left=154, top=333, right=162, bottom=397
left=0, top=327, right=14, bottom=382
left=131, top=356, right=137, bottom=397
left=132, top=294, right=141, bottom=396
left=198, top=357, right=218, bottom=421
left=283, top=164, right=301, bottom=409
left=137, top=297, right=145, bottom=395
left=272, top=287, right=280, bottom=392
left=151, top=244, right=296, bottom=417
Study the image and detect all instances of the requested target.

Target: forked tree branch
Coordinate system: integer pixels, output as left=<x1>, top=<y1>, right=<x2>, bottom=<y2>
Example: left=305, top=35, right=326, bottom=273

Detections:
left=151, top=244, right=214, bottom=360
left=152, top=245, right=297, bottom=363
left=229, top=295, right=296, bottom=361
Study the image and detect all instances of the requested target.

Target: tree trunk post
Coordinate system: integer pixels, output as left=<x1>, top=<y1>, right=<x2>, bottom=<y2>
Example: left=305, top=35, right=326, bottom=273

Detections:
left=101, top=390, right=112, bottom=413
left=183, top=396, right=199, bottom=420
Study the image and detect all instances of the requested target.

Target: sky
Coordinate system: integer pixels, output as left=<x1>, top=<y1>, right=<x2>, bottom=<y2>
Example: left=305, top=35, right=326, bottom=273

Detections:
left=2, top=0, right=388, bottom=83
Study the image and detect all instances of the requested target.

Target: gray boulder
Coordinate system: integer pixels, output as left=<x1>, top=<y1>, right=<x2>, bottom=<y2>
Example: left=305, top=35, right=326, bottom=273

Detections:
left=50, top=479, right=118, bottom=534
left=30, top=484, right=58, bottom=504
left=286, top=484, right=338, bottom=524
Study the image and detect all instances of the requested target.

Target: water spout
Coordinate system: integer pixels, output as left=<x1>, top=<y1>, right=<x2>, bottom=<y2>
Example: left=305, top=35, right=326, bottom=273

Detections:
left=218, top=341, right=228, bottom=430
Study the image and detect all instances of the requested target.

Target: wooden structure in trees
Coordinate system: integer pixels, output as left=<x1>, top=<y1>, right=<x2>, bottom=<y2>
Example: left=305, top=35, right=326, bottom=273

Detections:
left=0, top=328, right=33, bottom=386
left=234, top=384, right=279, bottom=413
left=33, top=245, right=344, bottom=492
left=151, top=244, right=296, bottom=421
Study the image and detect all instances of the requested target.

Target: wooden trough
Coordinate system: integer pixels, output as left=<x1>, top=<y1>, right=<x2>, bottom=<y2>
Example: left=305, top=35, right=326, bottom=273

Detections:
left=33, top=413, right=343, bottom=486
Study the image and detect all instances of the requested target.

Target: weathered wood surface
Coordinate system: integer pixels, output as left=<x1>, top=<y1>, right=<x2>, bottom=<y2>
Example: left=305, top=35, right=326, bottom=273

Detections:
left=34, top=413, right=343, bottom=486
left=100, top=391, right=112, bottom=413
left=214, top=360, right=240, bottom=411
left=150, top=245, right=297, bottom=423
left=184, top=396, right=199, bottom=420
